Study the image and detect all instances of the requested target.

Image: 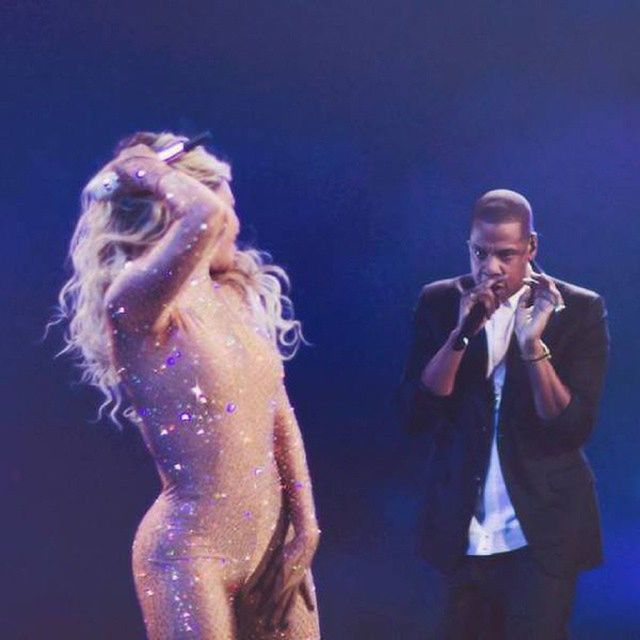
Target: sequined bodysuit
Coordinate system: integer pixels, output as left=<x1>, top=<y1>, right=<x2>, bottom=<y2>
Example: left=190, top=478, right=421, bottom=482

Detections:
left=114, top=279, right=320, bottom=639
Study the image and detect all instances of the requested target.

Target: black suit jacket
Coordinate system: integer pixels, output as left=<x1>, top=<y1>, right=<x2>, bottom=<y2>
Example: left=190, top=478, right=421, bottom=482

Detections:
left=399, top=275, right=609, bottom=576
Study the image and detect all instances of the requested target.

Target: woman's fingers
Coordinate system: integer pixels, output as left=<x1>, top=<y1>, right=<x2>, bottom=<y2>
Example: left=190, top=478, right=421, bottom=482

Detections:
left=256, top=568, right=281, bottom=612
left=263, top=577, right=292, bottom=628
left=271, top=571, right=315, bottom=630
left=299, top=572, right=316, bottom=612
left=111, top=146, right=158, bottom=173
left=258, top=564, right=288, bottom=615
left=274, top=589, right=297, bottom=631
left=251, top=539, right=310, bottom=620
left=248, top=541, right=284, bottom=595
left=121, top=143, right=157, bottom=158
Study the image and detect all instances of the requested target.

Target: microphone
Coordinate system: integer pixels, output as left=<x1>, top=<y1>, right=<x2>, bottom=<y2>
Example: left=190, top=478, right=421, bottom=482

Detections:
left=452, top=302, right=487, bottom=351
left=157, top=130, right=212, bottom=162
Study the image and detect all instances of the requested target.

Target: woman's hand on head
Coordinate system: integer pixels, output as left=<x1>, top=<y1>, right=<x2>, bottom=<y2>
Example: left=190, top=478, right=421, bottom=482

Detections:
left=106, top=144, right=173, bottom=195
left=107, top=144, right=231, bottom=223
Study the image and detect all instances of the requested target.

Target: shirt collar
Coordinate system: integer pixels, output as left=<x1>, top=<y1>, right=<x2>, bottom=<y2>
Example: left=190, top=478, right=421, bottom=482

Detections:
left=502, top=285, right=528, bottom=310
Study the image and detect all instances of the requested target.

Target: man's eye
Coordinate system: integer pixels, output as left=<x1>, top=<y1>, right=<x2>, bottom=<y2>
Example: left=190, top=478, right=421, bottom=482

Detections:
left=474, top=248, right=487, bottom=259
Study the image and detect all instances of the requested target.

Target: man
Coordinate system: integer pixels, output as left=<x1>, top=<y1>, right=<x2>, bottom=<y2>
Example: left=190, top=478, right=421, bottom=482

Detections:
left=399, top=190, right=609, bottom=639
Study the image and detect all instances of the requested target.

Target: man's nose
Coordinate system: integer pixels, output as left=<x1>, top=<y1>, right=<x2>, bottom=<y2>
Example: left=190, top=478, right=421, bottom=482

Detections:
left=483, top=254, right=503, bottom=275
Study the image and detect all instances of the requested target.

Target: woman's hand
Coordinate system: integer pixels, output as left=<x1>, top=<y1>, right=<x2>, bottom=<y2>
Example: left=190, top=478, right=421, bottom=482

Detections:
left=249, top=530, right=319, bottom=632
left=515, top=273, right=564, bottom=355
left=106, top=143, right=229, bottom=224
left=107, top=143, right=173, bottom=195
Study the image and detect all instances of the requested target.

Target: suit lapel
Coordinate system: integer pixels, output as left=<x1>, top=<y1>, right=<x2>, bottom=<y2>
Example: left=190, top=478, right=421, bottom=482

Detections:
left=541, top=308, right=563, bottom=345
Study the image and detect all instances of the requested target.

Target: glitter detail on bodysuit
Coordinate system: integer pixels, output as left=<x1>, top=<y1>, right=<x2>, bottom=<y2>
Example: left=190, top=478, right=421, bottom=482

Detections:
left=112, top=262, right=320, bottom=637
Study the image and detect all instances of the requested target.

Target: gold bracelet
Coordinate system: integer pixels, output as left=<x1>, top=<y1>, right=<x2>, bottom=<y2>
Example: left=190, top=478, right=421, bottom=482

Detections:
left=521, top=342, right=552, bottom=363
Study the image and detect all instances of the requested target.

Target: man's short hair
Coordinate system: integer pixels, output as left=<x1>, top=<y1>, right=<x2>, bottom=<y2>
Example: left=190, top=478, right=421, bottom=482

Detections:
left=472, top=189, right=535, bottom=238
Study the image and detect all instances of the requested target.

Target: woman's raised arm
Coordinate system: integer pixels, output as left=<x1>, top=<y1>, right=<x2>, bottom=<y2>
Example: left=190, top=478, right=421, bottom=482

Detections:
left=104, top=145, right=231, bottom=330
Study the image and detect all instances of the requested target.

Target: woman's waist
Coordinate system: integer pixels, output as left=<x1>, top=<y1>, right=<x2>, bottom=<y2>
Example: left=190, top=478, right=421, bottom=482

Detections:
left=134, top=488, right=285, bottom=561
left=150, top=476, right=284, bottom=519
left=153, top=454, right=280, bottom=492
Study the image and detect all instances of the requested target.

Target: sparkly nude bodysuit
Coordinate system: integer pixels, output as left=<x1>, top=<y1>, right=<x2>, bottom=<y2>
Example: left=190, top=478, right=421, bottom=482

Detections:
left=106, top=164, right=320, bottom=639
left=115, top=279, right=320, bottom=639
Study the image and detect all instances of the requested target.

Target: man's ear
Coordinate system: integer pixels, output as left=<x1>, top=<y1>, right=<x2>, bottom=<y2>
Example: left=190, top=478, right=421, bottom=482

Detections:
left=529, top=232, right=538, bottom=258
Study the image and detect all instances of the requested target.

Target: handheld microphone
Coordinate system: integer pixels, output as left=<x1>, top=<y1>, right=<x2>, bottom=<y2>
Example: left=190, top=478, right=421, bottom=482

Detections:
left=157, top=130, right=212, bottom=162
left=452, top=301, right=487, bottom=351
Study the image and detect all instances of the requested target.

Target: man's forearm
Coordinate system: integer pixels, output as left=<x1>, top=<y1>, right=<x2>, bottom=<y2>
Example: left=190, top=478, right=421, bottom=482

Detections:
left=522, top=340, right=571, bottom=420
left=420, top=330, right=466, bottom=396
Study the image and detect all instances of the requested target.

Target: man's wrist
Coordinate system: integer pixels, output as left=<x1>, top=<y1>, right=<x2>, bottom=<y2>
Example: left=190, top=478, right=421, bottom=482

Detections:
left=449, top=328, right=468, bottom=351
left=520, top=339, right=550, bottom=361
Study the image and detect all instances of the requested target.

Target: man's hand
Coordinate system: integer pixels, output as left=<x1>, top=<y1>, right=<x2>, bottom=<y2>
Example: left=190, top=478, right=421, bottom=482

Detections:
left=456, top=274, right=506, bottom=334
left=515, top=273, right=564, bottom=355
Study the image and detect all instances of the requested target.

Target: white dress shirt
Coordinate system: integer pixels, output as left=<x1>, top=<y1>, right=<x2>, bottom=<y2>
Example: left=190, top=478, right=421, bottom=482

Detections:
left=467, top=287, right=528, bottom=555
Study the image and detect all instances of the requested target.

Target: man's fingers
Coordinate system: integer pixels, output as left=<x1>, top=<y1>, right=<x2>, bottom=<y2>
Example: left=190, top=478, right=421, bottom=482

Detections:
left=455, top=277, right=467, bottom=295
left=525, top=272, right=554, bottom=293
left=545, top=280, right=565, bottom=310
left=476, top=291, right=498, bottom=316
left=474, top=277, right=505, bottom=303
left=522, top=274, right=564, bottom=310
left=533, top=282, right=561, bottom=309
left=473, top=277, right=505, bottom=295
left=517, top=288, right=531, bottom=309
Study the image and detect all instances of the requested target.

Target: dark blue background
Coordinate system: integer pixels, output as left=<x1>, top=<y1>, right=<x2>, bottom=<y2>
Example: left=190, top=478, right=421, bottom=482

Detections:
left=4, top=2, right=639, bottom=638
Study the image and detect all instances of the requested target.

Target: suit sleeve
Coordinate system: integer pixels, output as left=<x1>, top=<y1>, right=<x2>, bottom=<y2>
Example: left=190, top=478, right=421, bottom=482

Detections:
left=397, top=290, right=453, bottom=435
left=541, top=295, right=609, bottom=448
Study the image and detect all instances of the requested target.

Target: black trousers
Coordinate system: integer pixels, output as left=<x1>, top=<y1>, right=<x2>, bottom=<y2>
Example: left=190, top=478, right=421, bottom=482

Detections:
left=441, top=546, right=577, bottom=640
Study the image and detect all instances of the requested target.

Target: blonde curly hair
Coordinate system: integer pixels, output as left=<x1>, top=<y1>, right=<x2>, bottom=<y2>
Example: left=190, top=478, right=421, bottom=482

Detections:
left=52, top=131, right=304, bottom=426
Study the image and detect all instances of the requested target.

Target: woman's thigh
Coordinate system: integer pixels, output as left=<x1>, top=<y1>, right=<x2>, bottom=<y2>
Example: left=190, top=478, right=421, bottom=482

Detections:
left=134, top=557, right=237, bottom=639
left=235, top=570, right=321, bottom=640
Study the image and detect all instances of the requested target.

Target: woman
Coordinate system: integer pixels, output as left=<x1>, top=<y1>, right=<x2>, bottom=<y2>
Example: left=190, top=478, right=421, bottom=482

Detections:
left=56, top=132, right=321, bottom=639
